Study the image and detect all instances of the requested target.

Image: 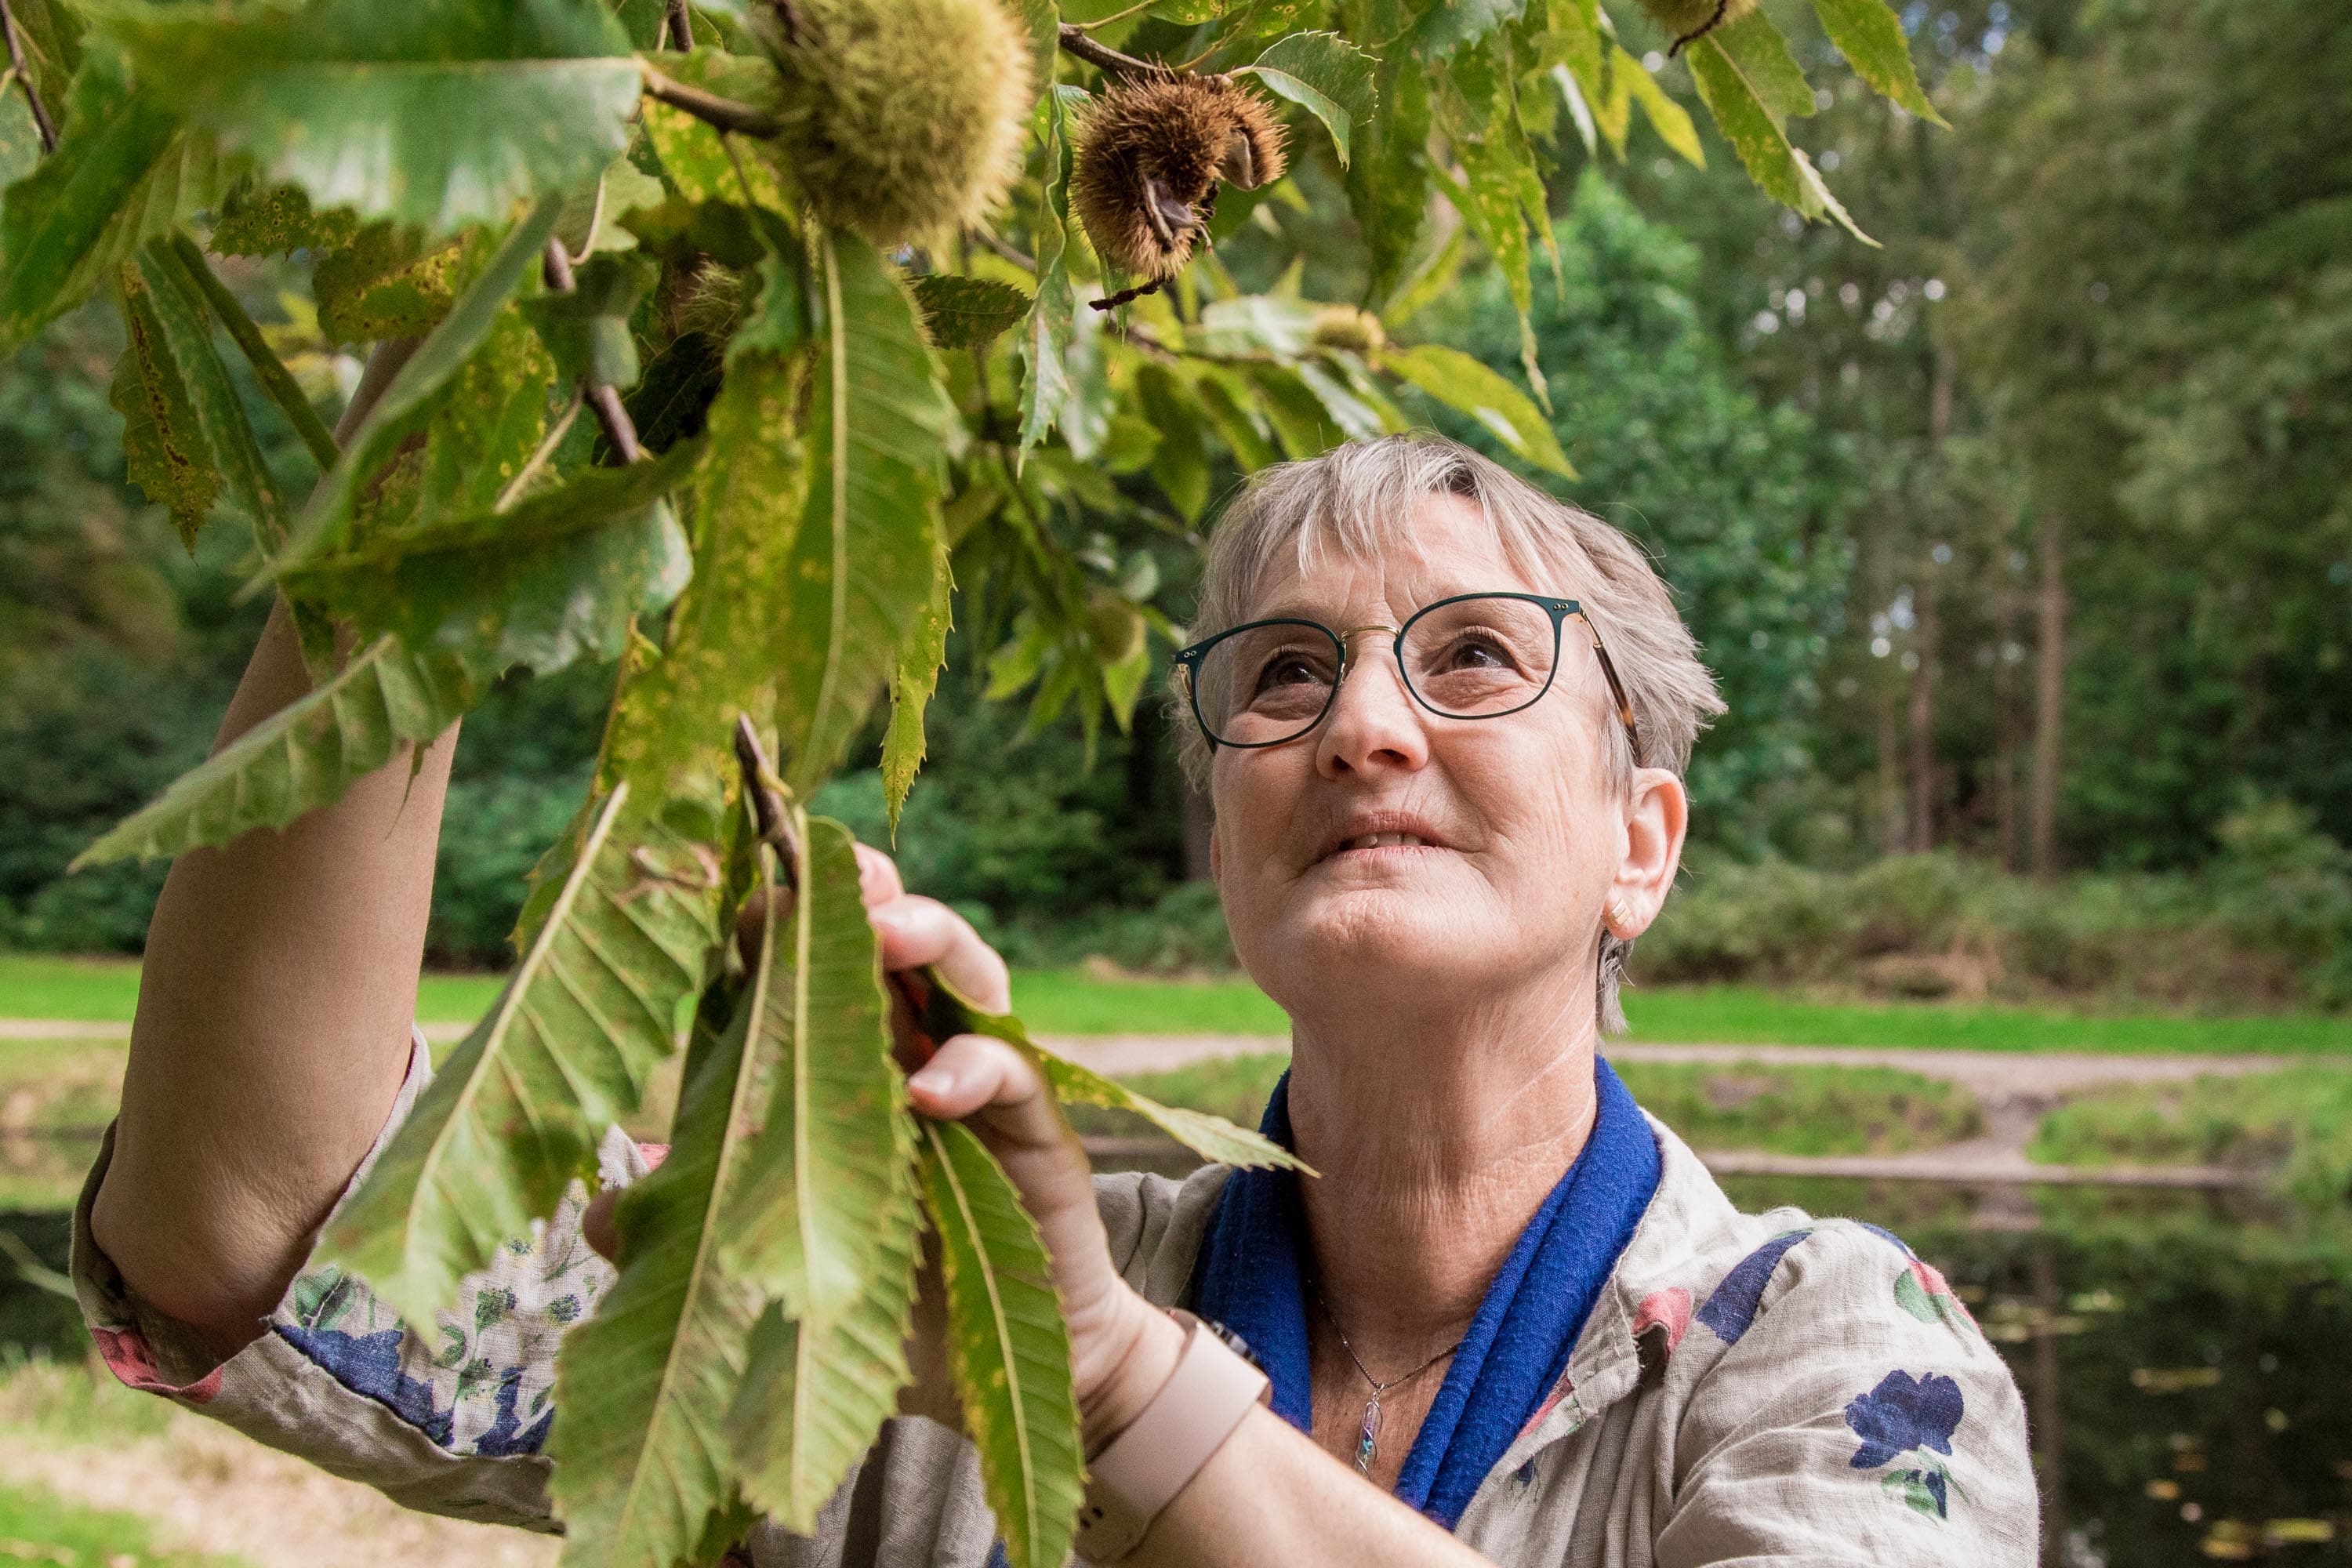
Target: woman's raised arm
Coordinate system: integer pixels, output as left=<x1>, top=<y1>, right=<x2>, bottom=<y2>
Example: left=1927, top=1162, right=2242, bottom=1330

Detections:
left=89, top=591, right=458, bottom=1355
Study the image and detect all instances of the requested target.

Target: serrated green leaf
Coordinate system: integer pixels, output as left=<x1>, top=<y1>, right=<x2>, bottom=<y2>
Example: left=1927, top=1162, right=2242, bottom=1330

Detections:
left=910, top=274, right=1031, bottom=349
left=717, top=815, right=912, bottom=1306
left=411, top=304, right=561, bottom=524
left=597, top=354, right=806, bottom=833
left=1381, top=341, right=1573, bottom=477
left=209, top=177, right=359, bottom=256
left=917, top=1118, right=1082, bottom=1568
left=167, top=232, right=341, bottom=470
left=1017, top=88, right=1073, bottom=452
left=325, top=782, right=722, bottom=1323
left=270, top=193, right=564, bottom=578
left=111, top=264, right=217, bottom=549
left=132, top=238, right=288, bottom=543
left=1684, top=34, right=1803, bottom=208
left=914, top=971, right=1308, bottom=1171
left=281, top=437, right=700, bottom=678
left=1294, top=357, right=1388, bottom=437
left=1793, top=143, right=1875, bottom=245
left=719, top=818, right=922, bottom=1528
left=0, top=53, right=230, bottom=353
left=1252, top=361, right=1342, bottom=458
left=1617, top=49, right=1704, bottom=167
left=70, top=637, right=481, bottom=869
left=95, top=0, right=641, bottom=234
left=778, top=230, right=956, bottom=793
left=1241, top=33, right=1377, bottom=165
left=1712, top=9, right=1814, bottom=119
left=882, top=533, right=953, bottom=832
left=1809, top=0, right=1942, bottom=123
left=522, top=251, right=659, bottom=389
left=546, top=928, right=771, bottom=1568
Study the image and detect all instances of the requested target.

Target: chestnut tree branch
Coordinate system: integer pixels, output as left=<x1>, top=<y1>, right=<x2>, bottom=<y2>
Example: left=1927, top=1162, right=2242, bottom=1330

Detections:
left=639, top=61, right=782, bottom=137
left=542, top=238, right=645, bottom=464
left=1054, top=24, right=1168, bottom=80
left=663, top=0, right=694, bottom=50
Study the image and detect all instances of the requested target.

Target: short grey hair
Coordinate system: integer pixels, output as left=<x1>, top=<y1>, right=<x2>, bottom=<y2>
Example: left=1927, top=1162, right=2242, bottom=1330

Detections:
left=1174, top=434, right=1726, bottom=1033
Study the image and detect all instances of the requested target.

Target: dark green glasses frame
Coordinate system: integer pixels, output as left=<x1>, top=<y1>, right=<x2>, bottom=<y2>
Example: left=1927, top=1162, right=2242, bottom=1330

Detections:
left=1172, top=590, right=1639, bottom=751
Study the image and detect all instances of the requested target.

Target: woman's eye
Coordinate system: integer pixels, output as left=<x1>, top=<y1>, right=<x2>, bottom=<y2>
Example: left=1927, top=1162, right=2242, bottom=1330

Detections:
left=1256, top=655, right=1323, bottom=691
left=1444, top=635, right=1514, bottom=670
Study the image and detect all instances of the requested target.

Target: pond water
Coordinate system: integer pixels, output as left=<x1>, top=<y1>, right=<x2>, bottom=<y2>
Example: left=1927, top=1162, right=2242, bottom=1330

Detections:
left=5, top=1132, right=2349, bottom=1566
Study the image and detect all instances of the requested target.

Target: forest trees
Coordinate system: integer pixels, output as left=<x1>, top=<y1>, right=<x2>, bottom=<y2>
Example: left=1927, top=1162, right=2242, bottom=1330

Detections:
left=0, top=0, right=1935, bottom=1559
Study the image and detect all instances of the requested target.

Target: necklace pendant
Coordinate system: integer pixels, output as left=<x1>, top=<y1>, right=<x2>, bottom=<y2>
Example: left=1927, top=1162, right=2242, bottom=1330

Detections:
left=1356, top=1397, right=1382, bottom=1475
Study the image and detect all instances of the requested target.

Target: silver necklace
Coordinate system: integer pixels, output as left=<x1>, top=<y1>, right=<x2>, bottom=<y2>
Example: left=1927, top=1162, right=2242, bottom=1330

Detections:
left=1309, top=1284, right=1465, bottom=1475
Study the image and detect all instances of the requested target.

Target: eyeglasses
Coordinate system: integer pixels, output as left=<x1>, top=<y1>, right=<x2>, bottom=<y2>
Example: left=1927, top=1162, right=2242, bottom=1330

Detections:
left=1173, top=591, right=1639, bottom=752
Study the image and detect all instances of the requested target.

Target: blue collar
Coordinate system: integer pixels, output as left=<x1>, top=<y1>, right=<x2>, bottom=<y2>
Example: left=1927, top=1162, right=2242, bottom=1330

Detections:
left=1189, top=1056, right=1660, bottom=1528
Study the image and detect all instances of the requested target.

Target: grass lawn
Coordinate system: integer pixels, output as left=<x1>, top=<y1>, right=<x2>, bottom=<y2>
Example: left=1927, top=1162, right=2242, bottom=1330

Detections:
left=6, top=952, right=2347, bottom=1053
left=0, top=1477, right=249, bottom=1566
left=2031, top=1065, right=2352, bottom=1203
left=1071, top=1051, right=1982, bottom=1158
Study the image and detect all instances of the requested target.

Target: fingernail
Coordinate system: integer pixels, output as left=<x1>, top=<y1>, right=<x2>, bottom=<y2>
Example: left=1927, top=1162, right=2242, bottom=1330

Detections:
left=908, top=1062, right=956, bottom=1097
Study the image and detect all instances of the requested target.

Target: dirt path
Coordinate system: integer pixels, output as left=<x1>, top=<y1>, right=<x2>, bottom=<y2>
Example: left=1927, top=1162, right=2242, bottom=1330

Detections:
left=1047, top=1033, right=2320, bottom=1189
left=0, top=1422, right=557, bottom=1568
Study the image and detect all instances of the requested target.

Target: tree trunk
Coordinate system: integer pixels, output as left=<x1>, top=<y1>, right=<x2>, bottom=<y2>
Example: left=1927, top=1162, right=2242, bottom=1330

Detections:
left=2031, top=510, right=2067, bottom=880
left=1907, top=568, right=1939, bottom=853
left=1994, top=579, right=2020, bottom=873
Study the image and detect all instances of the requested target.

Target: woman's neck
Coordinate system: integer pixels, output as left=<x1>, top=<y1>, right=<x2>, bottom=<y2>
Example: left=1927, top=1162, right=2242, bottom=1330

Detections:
left=1281, top=974, right=1601, bottom=1369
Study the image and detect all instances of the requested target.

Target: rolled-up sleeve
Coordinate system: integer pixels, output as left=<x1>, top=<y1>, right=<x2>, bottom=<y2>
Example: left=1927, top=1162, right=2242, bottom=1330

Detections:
left=67, top=1025, right=651, bottom=1530
left=1654, top=1222, right=2039, bottom=1567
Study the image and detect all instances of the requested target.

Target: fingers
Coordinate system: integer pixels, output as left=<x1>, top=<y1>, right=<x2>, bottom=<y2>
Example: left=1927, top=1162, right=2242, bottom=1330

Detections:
left=871, top=896, right=1011, bottom=1014
left=906, top=1033, right=1059, bottom=1149
left=854, top=842, right=905, bottom=908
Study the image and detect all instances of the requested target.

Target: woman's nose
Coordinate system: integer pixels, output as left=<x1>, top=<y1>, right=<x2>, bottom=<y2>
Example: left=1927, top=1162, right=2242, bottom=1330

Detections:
left=1314, top=637, right=1428, bottom=778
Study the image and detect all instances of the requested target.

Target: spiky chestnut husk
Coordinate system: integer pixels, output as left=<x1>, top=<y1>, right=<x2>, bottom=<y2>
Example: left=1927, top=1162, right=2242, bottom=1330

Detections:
left=1071, top=74, right=1287, bottom=281
left=752, top=0, right=1030, bottom=246
left=1310, top=304, right=1385, bottom=354
left=1635, top=0, right=1757, bottom=50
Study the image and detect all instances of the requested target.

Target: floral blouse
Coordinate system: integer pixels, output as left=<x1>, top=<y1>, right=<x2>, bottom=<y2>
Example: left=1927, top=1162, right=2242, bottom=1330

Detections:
left=69, top=1029, right=2040, bottom=1565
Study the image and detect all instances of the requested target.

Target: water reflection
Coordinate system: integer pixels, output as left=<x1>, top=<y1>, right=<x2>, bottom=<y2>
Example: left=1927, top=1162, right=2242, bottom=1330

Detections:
left=3, top=1135, right=2348, bottom=1563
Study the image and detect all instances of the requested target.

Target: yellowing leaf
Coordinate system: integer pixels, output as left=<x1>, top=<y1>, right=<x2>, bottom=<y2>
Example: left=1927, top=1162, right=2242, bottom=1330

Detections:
left=1379, top=342, right=1573, bottom=478
left=918, top=1119, right=1082, bottom=1568
left=881, top=531, right=953, bottom=833
left=1809, top=0, right=1944, bottom=124
left=1618, top=50, right=1704, bottom=168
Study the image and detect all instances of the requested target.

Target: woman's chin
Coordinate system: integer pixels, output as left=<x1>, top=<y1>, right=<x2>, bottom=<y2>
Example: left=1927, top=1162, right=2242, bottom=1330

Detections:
left=1258, top=889, right=1504, bottom=995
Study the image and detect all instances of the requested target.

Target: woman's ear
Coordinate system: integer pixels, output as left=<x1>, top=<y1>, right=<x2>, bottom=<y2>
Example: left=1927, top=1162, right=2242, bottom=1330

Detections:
left=1604, top=768, right=1688, bottom=940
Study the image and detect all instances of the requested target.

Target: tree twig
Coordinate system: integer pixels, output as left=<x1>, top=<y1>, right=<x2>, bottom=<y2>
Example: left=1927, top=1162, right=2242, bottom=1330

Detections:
left=543, top=239, right=645, bottom=463
left=640, top=61, right=782, bottom=137
left=969, top=229, right=1037, bottom=272
left=663, top=0, right=695, bottom=50
left=0, top=0, right=56, bottom=153
left=1056, top=23, right=1171, bottom=80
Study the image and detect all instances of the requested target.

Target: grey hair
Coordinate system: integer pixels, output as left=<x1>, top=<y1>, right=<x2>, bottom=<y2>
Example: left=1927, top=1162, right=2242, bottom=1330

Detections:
left=1173, top=434, right=1726, bottom=1034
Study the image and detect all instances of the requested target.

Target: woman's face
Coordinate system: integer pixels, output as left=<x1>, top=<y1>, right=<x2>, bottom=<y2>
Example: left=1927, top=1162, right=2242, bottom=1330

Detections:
left=1208, top=493, right=1636, bottom=1020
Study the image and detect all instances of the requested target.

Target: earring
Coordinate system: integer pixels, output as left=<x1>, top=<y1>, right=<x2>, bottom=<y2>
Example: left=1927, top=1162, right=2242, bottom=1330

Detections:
left=1606, top=898, right=1632, bottom=936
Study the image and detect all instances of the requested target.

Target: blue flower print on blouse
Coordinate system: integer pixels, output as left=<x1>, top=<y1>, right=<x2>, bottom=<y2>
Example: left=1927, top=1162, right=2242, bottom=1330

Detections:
left=1845, top=1369, right=1965, bottom=1520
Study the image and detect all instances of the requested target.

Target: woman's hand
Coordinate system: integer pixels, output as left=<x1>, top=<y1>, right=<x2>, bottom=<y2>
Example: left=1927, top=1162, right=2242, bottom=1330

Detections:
left=588, top=841, right=1180, bottom=1447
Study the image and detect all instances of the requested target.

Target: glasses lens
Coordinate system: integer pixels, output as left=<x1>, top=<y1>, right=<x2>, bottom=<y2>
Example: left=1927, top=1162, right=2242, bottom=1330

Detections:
left=1400, top=597, right=1559, bottom=717
left=1192, top=621, right=1341, bottom=746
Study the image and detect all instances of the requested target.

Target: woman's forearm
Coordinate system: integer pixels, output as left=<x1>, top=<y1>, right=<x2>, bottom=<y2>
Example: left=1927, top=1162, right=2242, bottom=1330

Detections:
left=1080, top=1310, right=1487, bottom=1567
left=91, top=595, right=458, bottom=1353
left=1134, top=1401, right=1490, bottom=1566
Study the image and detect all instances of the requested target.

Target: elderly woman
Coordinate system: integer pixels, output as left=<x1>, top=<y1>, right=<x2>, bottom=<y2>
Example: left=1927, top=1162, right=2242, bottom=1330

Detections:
left=77, top=434, right=2036, bottom=1566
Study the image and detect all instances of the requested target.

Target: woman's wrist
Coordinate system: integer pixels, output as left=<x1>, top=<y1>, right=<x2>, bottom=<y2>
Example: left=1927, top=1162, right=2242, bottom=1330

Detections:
left=1074, top=1287, right=1189, bottom=1454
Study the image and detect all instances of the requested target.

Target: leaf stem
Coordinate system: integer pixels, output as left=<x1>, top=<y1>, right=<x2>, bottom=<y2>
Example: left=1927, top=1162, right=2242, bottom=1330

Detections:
left=0, top=0, right=55, bottom=153
left=167, top=234, right=342, bottom=471
left=640, top=61, right=782, bottom=137
left=542, top=238, right=645, bottom=463
left=969, top=230, right=1037, bottom=272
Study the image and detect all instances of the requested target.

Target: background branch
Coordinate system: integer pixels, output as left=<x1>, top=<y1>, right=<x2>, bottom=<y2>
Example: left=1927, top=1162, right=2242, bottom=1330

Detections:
left=1055, top=24, right=1171, bottom=80
left=663, top=0, right=694, bottom=50
left=0, top=0, right=56, bottom=152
